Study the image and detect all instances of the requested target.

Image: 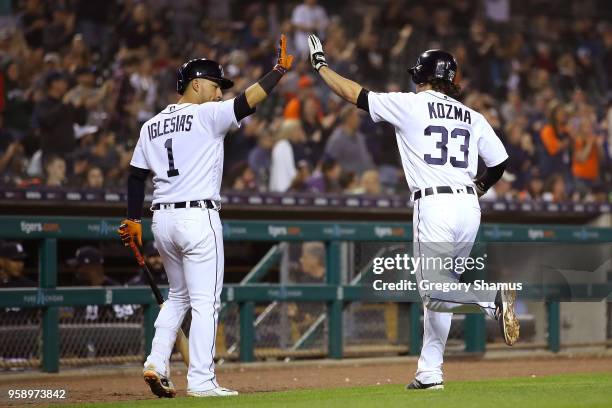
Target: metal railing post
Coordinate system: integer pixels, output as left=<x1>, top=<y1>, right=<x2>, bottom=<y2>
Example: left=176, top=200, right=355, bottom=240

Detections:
left=39, top=238, right=59, bottom=373
left=239, top=301, right=255, bottom=362
left=547, top=301, right=560, bottom=352
left=143, top=304, right=157, bottom=358
left=464, top=314, right=486, bottom=353
left=409, top=302, right=422, bottom=355
left=326, top=241, right=342, bottom=359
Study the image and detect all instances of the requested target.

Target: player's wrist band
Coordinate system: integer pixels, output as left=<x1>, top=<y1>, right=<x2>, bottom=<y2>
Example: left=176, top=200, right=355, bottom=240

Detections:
left=356, top=88, right=370, bottom=112
left=258, top=66, right=285, bottom=95
left=273, top=64, right=288, bottom=75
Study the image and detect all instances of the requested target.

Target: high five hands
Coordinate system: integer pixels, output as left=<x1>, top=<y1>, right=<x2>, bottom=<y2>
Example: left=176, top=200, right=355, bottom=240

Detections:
left=308, top=34, right=328, bottom=72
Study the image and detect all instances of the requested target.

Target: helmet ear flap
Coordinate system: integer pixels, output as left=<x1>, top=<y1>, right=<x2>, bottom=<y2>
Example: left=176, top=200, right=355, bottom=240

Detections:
left=408, top=65, right=424, bottom=85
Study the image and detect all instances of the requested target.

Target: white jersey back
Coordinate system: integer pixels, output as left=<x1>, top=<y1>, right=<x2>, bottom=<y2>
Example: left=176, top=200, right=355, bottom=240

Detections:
left=130, top=100, right=239, bottom=204
left=368, top=90, right=508, bottom=192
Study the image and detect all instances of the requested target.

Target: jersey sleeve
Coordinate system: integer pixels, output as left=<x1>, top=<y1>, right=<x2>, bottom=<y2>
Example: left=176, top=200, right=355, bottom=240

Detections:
left=200, top=98, right=240, bottom=137
left=367, top=92, right=412, bottom=127
left=477, top=116, right=509, bottom=167
left=130, top=134, right=149, bottom=170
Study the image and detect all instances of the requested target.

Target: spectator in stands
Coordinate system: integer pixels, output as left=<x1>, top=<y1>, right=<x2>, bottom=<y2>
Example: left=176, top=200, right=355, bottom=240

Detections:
left=110, top=55, right=140, bottom=141
left=229, top=161, right=258, bottom=192
left=44, top=155, right=66, bottom=187
left=301, top=95, right=329, bottom=164
left=288, top=160, right=313, bottom=192
left=284, top=76, right=318, bottom=120
left=554, top=53, right=579, bottom=101
left=520, top=168, right=545, bottom=201
left=248, top=131, right=274, bottom=189
left=0, top=241, right=34, bottom=287
left=2, top=61, right=33, bottom=137
left=481, top=172, right=517, bottom=201
left=33, top=71, right=85, bottom=160
left=500, top=90, right=526, bottom=125
left=269, top=119, right=307, bottom=192
left=0, top=138, right=29, bottom=187
left=18, top=0, right=47, bottom=50
left=324, top=106, right=374, bottom=176
left=575, top=47, right=605, bottom=102
left=42, top=4, right=75, bottom=53
left=306, top=155, right=342, bottom=193
left=84, top=166, right=104, bottom=189
left=291, top=0, right=329, bottom=59
left=118, top=2, right=152, bottom=51
left=355, top=12, right=386, bottom=87
left=242, top=15, right=274, bottom=71
left=361, top=169, right=383, bottom=195
left=127, top=241, right=167, bottom=286
left=543, top=174, right=568, bottom=202
left=64, top=66, right=109, bottom=128
left=504, top=121, right=535, bottom=189
left=570, top=116, right=603, bottom=193
left=0, top=0, right=610, bottom=204
left=0, top=114, right=24, bottom=174
left=539, top=103, right=571, bottom=177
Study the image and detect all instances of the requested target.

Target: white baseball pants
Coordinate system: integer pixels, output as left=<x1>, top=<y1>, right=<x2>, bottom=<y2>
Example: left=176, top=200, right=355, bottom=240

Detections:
left=412, top=192, right=496, bottom=384
left=145, top=207, right=224, bottom=392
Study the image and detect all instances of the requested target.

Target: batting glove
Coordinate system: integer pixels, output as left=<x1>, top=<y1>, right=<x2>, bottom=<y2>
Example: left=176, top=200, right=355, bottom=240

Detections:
left=275, top=33, right=294, bottom=73
left=473, top=180, right=487, bottom=197
left=118, top=218, right=142, bottom=247
left=308, top=34, right=328, bottom=72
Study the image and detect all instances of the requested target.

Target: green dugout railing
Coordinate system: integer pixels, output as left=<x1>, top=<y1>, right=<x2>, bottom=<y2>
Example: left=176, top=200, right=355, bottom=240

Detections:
left=1, top=216, right=611, bottom=372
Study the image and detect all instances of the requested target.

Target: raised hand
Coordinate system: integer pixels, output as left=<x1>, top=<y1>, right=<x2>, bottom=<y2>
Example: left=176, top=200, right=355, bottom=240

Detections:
left=276, top=34, right=294, bottom=72
left=308, top=34, right=328, bottom=72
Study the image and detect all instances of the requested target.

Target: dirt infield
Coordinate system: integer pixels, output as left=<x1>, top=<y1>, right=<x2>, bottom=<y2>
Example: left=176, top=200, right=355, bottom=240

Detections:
left=1, top=353, right=611, bottom=406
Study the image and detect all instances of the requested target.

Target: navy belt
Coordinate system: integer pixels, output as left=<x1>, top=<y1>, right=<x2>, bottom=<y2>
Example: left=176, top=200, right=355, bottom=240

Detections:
left=151, top=200, right=219, bottom=211
left=413, top=186, right=475, bottom=201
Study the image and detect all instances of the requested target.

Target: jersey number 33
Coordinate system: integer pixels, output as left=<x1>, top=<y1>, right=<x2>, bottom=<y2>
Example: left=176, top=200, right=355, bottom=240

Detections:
left=423, top=125, right=470, bottom=169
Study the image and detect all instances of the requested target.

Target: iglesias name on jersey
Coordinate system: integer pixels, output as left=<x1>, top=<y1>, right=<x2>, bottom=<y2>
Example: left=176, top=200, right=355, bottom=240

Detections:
left=130, top=99, right=240, bottom=204
left=367, top=90, right=508, bottom=193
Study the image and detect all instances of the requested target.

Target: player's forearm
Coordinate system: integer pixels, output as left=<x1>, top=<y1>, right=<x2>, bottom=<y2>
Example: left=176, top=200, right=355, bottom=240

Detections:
left=318, top=66, right=362, bottom=105
left=244, top=64, right=289, bottom=108
left=474, top=159, right=507, bottom=195
left=244, top=82, right=270, bottom=108
left=127, top=165, right=150, bottom=220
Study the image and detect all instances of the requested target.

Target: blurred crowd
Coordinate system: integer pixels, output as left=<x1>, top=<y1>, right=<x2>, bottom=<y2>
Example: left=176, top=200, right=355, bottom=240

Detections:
left=0, top=0, right=610, bottom=203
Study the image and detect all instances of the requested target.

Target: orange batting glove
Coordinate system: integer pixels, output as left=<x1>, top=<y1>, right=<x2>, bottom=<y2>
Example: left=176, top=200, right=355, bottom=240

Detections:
left=276, top=34, right=294, bottom=71
left=118, top=218, right=142, bottom=247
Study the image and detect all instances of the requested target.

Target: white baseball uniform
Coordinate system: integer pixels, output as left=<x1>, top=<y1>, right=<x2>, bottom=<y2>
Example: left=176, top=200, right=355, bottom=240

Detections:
left=130, top=100, right=239, bottom=392
left=368, top=89, right=508, bottom=384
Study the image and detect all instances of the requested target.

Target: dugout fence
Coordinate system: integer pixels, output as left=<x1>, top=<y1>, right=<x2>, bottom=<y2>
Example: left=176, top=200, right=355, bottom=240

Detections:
left=0, top=216, right=610, bottom=373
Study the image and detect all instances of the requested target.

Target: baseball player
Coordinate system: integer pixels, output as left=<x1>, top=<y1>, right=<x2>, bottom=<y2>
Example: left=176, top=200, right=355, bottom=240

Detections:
left=307, top=35, right=519, bottom=390
left=118, top=35, right=293, bottom=398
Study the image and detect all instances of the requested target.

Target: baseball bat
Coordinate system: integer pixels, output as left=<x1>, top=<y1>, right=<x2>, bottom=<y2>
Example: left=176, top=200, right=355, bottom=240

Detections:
left=128, top=241, right=190, bottom=367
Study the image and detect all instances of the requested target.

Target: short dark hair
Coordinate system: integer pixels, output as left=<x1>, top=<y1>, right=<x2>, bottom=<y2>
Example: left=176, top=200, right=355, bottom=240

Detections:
left=427, top=79, right=462, bottom=100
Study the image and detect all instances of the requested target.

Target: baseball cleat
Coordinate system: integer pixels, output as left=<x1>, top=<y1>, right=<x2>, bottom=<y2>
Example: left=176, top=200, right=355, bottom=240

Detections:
left=187, top=387, right=239, bottom=397
left=406, top=379, right=444, bottom=390
left=143, top=365, right=176, bottom=398
left=495, top=289, right=520, bottom=346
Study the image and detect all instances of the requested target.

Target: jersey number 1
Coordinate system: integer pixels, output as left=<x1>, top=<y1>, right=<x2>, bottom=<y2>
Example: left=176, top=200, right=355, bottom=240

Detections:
left=423, top=125, right=470, bottom=168
left=164, top=138, right=180, bottom=177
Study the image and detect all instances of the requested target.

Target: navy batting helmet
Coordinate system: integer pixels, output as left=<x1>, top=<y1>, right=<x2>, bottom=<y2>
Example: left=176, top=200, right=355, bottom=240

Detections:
left=176, top=58, right=234, bottom=95
left=408, top=50, right=457, bottom=85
